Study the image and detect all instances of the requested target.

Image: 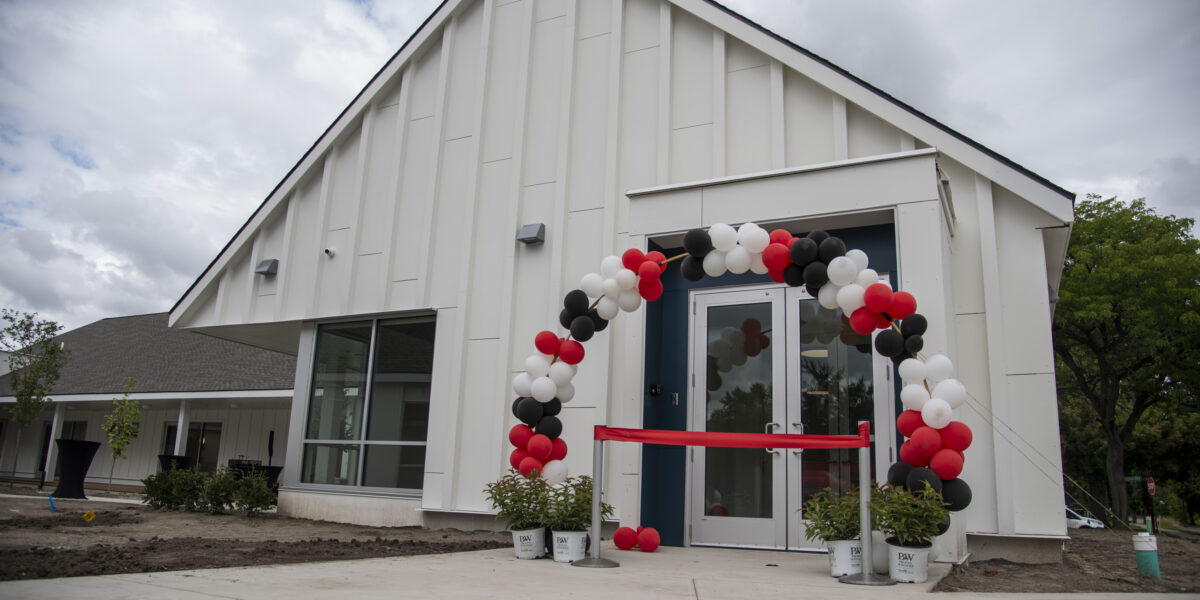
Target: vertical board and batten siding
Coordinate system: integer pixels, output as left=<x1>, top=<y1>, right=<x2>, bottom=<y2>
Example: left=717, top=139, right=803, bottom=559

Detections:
left=170, top=0, right=1066, bottom=540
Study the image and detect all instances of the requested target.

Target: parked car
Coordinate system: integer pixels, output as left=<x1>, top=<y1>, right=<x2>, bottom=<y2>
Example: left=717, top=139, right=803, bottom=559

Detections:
left=1066, top=507, right=1105, bottom=529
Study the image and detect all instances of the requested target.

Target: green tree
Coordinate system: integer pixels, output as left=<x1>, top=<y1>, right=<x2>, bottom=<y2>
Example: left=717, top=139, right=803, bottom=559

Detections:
left=103, top=378, right=141, bottom=491
left=1, top=309, right=71, bottom=488
left=1053, top=196, right=1200, bottom=522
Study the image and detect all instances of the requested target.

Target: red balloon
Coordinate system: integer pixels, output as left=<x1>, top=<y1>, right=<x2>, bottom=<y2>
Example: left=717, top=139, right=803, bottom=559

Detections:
left=509, top=424, right=534, bottom=448
left=558, top=340, right=585, bottom=364
left=787, top=237, right=799, bottom=247
left=743, top=338, right=761, bottom=357
left=708, top=505, right=729, bottom=516
left=613, top=526, right=638, bottom=550
left=849, top=307, right=877, bottom=335
left=621, top=248, right=645, bottom=271
left=909, top=426, right=942, bottom=458
left=876, top=314, right=893, bottom=330
left=939, top=421, right=973, bottom=452
left=890, top=291, right=917, bottom=319
left=518, top=456, right=544, bottom=477
left=638, top=260, right=661, bottom=281
left=636, top=528, right=660, bottom=552
left=526, top=434, right=553, bottom=460
left=636, top=526, right=644, bottom=533
left=896, top=410, right=926, bottom=437
left=645, top=251, right=667, bottom=273
left=534, top=330, right=561, bottom=355
left=767, top=268, right=786, bottom=283
left=759, top=334, right=770, bottom=350
left=549, top=437, right=568, bottom=461
left=509, top=448, right=529, bottom=470
left=769, top=229, right=793, bottom=246
left=863, top=283, right=894, bottom=314
left=638, top=277, right=664, bottom=301
left=899, top=440, right=930, bottom=467
left=761, top=243, right=791, bottom=271
left=929, top=448, right=965, bottom=480
left=741, top=318, right=763, bottom=337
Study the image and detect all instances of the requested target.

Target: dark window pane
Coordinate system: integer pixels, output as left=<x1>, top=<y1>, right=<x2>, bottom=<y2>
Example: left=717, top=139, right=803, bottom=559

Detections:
left=367, top=318, right=434, bottom=442
left=306, top=322, right=372, bottom=441
left=301, top=444, right=360, bottom=486
left=362, top=445, right=425, bottom=489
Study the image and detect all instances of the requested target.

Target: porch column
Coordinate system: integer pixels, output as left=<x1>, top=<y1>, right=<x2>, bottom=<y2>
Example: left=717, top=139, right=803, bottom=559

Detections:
left=40, top=403, right=66, bottom=486
left=173, top=400, right=191, bottom=455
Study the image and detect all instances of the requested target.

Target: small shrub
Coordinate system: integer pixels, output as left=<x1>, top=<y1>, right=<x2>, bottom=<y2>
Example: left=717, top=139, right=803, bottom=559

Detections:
left=141, top=471, right=171, bottom=509
left=171, top=469, right=208, bottom=512
left=545, top=475, right=613, bottom=532
left=201, top=468, right=239, bottom=514
left=235, top=473, right=276, bottom=516
left=802, top=486, right=863, bottom=542
left=484, top=470, right=550, bottom=531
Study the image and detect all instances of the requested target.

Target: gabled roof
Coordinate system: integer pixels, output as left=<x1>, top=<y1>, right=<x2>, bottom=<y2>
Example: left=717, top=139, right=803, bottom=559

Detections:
left=0, top=313, right=295, bottom=397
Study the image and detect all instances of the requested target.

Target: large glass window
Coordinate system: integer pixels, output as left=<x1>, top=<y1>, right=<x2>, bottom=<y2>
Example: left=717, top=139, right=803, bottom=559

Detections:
left=301, top=317, right=435, bottom=491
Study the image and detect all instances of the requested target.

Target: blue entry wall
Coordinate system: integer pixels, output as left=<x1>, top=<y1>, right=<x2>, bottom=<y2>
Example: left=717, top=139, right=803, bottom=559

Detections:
left=639, top=224, right=897, bottom=546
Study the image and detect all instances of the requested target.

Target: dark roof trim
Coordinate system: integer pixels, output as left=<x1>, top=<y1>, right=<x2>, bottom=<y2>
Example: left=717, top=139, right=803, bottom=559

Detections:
left=171, top=0, right=452, bottom=315
left=703, top=0, right=1075, bottom=203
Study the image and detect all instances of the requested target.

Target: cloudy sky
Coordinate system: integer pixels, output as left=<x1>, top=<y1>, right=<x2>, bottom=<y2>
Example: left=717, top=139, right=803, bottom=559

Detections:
left=1, top=0, right=1196, bottom=332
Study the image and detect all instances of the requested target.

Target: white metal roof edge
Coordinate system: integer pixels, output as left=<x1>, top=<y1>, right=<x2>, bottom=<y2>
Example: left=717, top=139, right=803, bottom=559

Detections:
left=0, top=389, right=294, bottom=404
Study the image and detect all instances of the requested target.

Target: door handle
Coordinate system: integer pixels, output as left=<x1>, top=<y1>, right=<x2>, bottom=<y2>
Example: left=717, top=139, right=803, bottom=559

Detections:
left=765, top=422, right=780, bottom=455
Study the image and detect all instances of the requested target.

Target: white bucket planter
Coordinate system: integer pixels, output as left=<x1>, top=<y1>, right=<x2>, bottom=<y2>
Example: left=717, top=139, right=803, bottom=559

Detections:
left=551, top=530, right=588, bottom=563
left=511, top=527, right=546, bottom=559
left=825, top=539, right=863, bottom=577
left=886, top=539, right=931, bottom=583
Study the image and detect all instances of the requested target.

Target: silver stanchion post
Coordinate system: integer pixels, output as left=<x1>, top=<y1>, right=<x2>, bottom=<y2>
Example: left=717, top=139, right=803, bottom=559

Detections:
left=573, top=437, right=618, bottom=568
left=839, top=422, right=894, bottom=585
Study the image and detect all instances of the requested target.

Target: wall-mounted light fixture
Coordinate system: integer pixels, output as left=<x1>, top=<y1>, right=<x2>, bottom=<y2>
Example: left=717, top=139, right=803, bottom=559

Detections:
left=255, top=259, right=279, bottom=276
left=516, top=223, right=545, bottom=245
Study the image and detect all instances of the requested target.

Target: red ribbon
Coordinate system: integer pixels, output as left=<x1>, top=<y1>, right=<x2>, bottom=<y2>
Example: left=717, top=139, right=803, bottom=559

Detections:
left=594, top=422, right=870, bottom=449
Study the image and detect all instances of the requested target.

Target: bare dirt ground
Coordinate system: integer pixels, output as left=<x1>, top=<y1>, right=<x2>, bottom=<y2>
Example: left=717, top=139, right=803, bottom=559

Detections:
left=934, top=525, right=1200, bottom=594
left=2, top=487, right=1197, bottom=593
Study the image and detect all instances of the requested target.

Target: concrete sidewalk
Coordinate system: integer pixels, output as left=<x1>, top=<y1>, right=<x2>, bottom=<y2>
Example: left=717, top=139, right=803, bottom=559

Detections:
left=0, top=541, right=1184, bottom=600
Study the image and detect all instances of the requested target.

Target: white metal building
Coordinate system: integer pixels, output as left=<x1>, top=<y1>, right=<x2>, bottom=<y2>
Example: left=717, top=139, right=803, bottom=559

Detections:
left=169, top=0, right=1072, bottom=562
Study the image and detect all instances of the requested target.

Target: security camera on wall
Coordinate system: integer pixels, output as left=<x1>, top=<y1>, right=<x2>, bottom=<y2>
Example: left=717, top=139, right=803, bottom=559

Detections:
left=324, top=248, right=336, bottom=258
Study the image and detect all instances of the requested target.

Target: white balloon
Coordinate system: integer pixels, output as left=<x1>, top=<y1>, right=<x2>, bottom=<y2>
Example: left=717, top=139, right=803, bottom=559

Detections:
left=708, top=339, right=731, bottom=360
left=540, top=460, right=568, bottom=485
left=845, top=249, right=869, bottom=271
left=897, top=358, right=928, bottom=385
left=600, top=255, right=623, bottom=278
left=730, top=346, right=748, bottom=366
left=557, top=381, right=576, bottom=403
left=580, top=272, right=604, bottom=298
left=717, top=355, right=732, bottom=372
left=702, top=250, right=727, bottom=277
left=900, top=384, right=931, bottom=411
left=817, top=282, right=840, bottom=309
left=749, top=252, right=769, bottom=275
left=512, top=372, right=533, bottom=397
left=601, top=277, right=621, bottom=298
left=836, top=283, right=866, bottom=314
left=725, top=246, right=752, bottom=274
left=710, top=223, right=739, bottom=252
left=616, top=268, right=637, bottom=290
left=855, top=268, right=880, bottom=288
left=618, top=288, right=642, bottom=312
left=925, top=354, right=955, bottom=385
left=596, top=296, right=619, bottom=320
left=531, top=376, right=558, bottom=403
left=932, top=378, right=968, bottom=409
left=921, top=397, right=954, bottom=429
left=827, top=256, right=858, bottom=287
left=738, top=224, right=771, bottom=253
left=524, top=354, right=551, bottom=378
left=548, top=361, right=575, bottom=386
left=723, top=328, right=746, bottom=349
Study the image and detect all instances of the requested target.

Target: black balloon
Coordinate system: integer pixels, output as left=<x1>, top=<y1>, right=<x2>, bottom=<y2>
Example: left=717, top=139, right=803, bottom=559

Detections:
left=874, top=329, right=905, bottom=357
left=818, top=236, right=846, bottom=263
left=900, top=313, right=928, bottom=337
left=904, top=334, right=924, bottom=354
left=802, top=261, right=828, bottom=288
left=536, top=415, right=563, bottom=440
left=570, top=315, right=595, bottom=342
left=789, top=237, right=819, bottom=267
left=589, top=309, right=609, bottom=332
left=707, top=372, right=723, bottom=391
left=559, top=308, right=573, bottom=329
left=941, top=478, right=972, bottom=512
left=806, top=230, right=829, bottom=245
left=935, top=514, right=952, bottom=536
left=805, top=282, right=822, bottom=297
left=888, top=461, right=914, bottom=488
left=906, top=467, right=944, bottom=494
left=684, top=228, right=713, bottom=258
left=511, top=397, right=523, bottom=419
left=542, top=398, right=562, bottom=417
left=783, top=264, right=805, bottom=287
left=515, top=397, right=543, bottom=426
left=564, top=289, right=590, bottom=316
left=681, top=256, right=705, bottom=281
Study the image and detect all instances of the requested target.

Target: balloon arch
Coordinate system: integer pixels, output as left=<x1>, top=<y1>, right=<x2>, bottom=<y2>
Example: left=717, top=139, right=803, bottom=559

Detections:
left=506, top=223, right=972, bottom=515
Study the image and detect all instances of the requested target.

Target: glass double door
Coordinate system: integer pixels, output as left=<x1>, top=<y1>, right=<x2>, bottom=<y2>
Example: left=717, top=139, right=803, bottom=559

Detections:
left=687, top=285, right=891, bottom=550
